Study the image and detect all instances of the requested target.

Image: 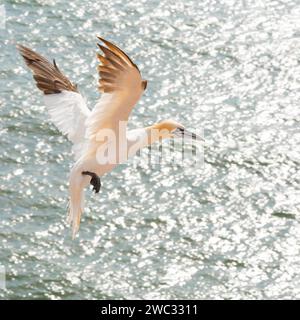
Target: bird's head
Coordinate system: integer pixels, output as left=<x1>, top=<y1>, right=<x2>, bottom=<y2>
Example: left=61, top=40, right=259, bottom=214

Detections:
left=151, top=119, right=203, bottom=141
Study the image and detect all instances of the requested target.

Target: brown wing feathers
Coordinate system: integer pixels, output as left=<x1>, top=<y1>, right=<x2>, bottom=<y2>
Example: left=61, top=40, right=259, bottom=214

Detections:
left=96, top=37, right=141, bottom=93
left=17, top=45, right=78, bottom=94
left=18, top=38, right=145, bottom=95
left=98, top=37, right=138, bottom=68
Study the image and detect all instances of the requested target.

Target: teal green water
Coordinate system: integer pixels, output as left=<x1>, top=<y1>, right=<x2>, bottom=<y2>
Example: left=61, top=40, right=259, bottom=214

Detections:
left=0, top=0, right=300, bottom=299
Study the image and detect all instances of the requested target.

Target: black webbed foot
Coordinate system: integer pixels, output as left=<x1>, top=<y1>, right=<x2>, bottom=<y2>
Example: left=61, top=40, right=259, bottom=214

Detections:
left=82, top=171, right=101, bottom=193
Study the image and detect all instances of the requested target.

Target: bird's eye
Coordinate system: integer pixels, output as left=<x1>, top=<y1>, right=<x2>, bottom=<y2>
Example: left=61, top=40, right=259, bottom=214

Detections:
left=174, top=127, right=184, bottom=134
left=172, top=127, right=185, bottom=136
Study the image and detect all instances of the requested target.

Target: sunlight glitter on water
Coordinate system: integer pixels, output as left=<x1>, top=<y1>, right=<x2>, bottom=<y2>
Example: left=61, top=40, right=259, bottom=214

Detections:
left=0, top=0, right=299, bottom=299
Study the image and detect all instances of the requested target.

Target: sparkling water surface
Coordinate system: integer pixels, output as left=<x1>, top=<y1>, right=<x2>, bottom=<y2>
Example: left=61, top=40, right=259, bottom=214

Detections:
left=0, top=0, right=300, bottom=299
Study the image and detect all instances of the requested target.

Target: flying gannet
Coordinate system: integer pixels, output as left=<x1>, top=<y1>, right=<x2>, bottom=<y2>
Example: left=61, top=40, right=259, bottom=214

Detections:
left=17, top=37, right=202, bottom=238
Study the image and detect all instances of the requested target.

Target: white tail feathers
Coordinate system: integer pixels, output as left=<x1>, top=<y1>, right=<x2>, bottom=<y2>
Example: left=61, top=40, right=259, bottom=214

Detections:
left=67, top=168, right=87, bottom=239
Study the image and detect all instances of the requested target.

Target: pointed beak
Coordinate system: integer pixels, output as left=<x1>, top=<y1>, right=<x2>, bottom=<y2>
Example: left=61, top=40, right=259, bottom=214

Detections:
left=173, top=128, right=204, bottom=141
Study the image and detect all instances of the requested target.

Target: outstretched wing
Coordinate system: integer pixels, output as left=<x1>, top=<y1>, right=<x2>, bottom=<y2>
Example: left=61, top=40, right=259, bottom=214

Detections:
left=43, top=91, right=90, bottom=159
left=17, top=44, right=78, bottom=94
left=86, top=37, right=147, bottom=141
left=17, top=45, right=90, bottom=159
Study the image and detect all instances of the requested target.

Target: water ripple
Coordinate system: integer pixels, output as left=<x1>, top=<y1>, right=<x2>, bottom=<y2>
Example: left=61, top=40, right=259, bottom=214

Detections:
left=0, top=0, right=299, bottom=299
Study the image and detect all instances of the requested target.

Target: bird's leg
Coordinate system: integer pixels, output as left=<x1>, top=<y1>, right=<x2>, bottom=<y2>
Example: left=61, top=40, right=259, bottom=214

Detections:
left=82, top=171, right=101, bottom=194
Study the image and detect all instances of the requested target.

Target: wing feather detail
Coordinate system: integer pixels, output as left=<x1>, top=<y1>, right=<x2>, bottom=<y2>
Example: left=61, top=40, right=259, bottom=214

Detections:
left=17, top=45, right=78, bottom=94
left=86, top=37, right=146, bottom=141
left=18, top=45, right=90, bottom=159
